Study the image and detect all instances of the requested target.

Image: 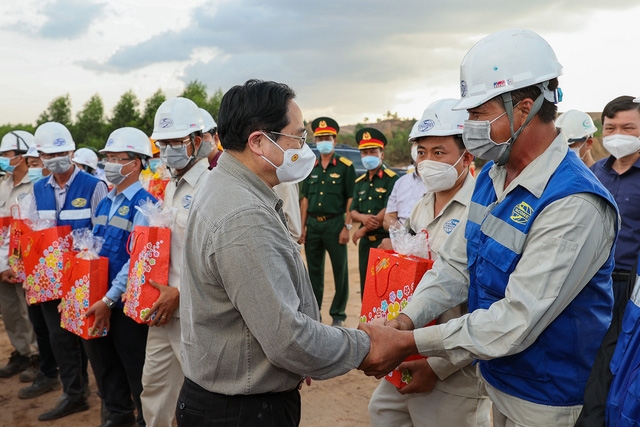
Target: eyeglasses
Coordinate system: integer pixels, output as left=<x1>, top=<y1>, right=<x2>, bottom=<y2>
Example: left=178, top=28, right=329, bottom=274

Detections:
left=104, top=157, right=133, bottom=164
left=268, top=130, right=307, bottom=149
left=40, top=152, right=69, bottom=160
left=155, top=137, right=192, bottom=149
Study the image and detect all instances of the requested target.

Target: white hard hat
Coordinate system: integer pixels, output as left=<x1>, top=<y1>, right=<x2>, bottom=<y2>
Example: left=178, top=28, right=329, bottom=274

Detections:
left=199, top=108, right=217, bottom=133
left=72, top=148, right=99, bottom=170
left=24, top=146, right=40, bottom=158
left=0, top=130, right=34, bottom=154
left=150, top=97, right=204, bottom=140
left=555, top=110, right=598, bottom=142
left=409, top=99, right=467, bottom=141
left=454, top=29, right=563, bottom=111
left=100, top=127, right=152, bottom=158
left=34, top=122, right=76, bottom=154
left=634, top=97, right=640, bottom=103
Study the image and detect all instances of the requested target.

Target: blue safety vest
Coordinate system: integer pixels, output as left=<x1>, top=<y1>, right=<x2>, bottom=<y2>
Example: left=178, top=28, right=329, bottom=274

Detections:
left=92, top=188, right=155, bottom=292
left=606, top=263, right=640, bottom=426
left=34, top=171, right=103, bottom=230
left=466, top=151, right=617, bottom=406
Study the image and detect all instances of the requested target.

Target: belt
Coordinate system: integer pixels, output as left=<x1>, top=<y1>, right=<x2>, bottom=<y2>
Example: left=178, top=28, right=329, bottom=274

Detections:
left=366, top=233, right=389, bottom=242
left=309, top=213, right=340, bottom=222
left=612, top=270, right=631, bottom=283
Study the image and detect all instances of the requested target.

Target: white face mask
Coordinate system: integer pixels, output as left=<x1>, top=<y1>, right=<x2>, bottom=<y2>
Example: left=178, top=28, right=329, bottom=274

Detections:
left=569, top=143, right=586, bottom=160
left=261, top=132, right=316, bottom=184
left=417, top=153, right=465, bottom=193
left=602, top=134, right=640, bottom=159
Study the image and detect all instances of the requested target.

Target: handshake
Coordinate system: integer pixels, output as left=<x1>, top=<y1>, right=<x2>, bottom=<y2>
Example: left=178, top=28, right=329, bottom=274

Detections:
left=356, top=314, right=419, bottom=378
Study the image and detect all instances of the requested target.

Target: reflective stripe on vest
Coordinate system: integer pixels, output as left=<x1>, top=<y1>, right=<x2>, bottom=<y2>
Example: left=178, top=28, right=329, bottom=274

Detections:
left=93, top=214, right=132, bottom=231
left=468, top=202, right=527, bottom=255
left=59, top=208, right=91, bottom=221
left=38, top=210, right=57, bottom=220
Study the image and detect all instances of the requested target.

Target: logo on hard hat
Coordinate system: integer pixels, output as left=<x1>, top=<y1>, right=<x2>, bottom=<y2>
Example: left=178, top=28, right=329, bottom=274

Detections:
left=460, top=80, right=468, bottom=98
left=418, top=120, right=435, bottom=132
left=493, top=79, right=512, bottom=89
left=106, top=139, right=114, bottom=147
left=510, top=201, right=533, bottom=225
left=160, top=118, right=174, bottom=129
left=582, top=119, right=590, bottom=129
left=53, top=138, right=66, bottom=147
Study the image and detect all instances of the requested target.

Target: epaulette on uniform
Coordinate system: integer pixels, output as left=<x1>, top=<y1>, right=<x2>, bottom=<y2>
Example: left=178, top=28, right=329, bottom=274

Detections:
left=384, top=168, right=397, bottom=177
left=339, top=156, right=353, bottom=167
left=355, top=173, right=367, bottom=183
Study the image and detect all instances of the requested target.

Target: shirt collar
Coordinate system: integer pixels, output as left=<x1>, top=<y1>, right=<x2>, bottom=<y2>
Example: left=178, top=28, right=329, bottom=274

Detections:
left=489, top=132, right=566, bottom=199
left=450, top=173, right=475, bottom=207
left=107, top=180, right=143, bottom=202
left=180, top=158, right=210, bottom=188
left=603, top=154, right=640, bottom=170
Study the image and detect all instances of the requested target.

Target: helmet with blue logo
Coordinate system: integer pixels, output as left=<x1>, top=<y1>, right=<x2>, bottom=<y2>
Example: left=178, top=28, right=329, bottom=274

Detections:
left=100, top=127, right=152, bottom=158
left=554, top=110, right=597, bottom=142
left=151, top=97, right=204, bottom=140
left=34, top=122, right=76, bottom=154
left=409, top=99, right=467, bottom=141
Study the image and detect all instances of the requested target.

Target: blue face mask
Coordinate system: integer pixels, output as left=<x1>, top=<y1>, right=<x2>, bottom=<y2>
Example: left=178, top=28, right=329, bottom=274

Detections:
left=0, top=156, right=16, bottom=173
left=28, top=167, right=44, bottom=183
left=316, top=141, right=334, bottom=155
left=361, top=155, right=381, bottom=170
left=148, top=158, right=162, bottom=173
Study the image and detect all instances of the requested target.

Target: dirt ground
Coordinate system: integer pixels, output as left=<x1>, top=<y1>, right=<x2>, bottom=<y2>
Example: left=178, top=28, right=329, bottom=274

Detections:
left=0, top=238, right=380, bottom=427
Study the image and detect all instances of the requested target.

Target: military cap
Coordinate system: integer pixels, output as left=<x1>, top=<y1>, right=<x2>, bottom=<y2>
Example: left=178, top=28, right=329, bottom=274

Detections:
left=312, top=117, right=340, bottom=136
left=356, top=127, right=387, bottom=150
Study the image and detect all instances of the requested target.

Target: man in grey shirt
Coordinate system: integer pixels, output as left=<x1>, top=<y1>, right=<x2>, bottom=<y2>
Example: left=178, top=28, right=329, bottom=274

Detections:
left=177, top=79, right=371, bottom=426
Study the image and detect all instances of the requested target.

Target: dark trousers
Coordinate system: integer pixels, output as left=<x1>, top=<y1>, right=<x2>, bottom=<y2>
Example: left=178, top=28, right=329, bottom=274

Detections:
left=305, top=215, right=349, bottom=321
left=40, top=299, right=89, bottom=400
left=83, top=308, right=148, bottom=426
left=26, top=303, right=58, bottom=378
left=176, top=377, right=301, bottom=427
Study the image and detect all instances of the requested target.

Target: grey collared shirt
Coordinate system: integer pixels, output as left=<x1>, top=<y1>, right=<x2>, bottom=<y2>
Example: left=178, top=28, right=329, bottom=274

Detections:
left=180, top=152, right=370, bottom=395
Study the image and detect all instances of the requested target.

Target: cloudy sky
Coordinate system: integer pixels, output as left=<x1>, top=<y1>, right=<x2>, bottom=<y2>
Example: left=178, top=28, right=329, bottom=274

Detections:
left=1, top=0, right=639, bottom=128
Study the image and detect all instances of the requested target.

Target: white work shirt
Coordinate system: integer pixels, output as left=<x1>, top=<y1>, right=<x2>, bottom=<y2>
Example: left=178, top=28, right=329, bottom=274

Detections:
left=0, top=174, right=33, bottom=272
left=164, top=158, right=209, bottom=318
left=403, top=134, right=618, bottom=423
left=386, top=171, right=425, bottom=224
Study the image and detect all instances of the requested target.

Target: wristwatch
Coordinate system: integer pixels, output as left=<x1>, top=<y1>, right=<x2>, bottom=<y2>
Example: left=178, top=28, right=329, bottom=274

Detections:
left=344, top=223, right=353, bottom=230
left=101, top=296, right=116, bottom=310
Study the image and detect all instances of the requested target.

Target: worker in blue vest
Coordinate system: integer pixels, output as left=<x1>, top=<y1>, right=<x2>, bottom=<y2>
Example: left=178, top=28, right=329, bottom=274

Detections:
left=30, top=122, right=108, bottom=422
left=357, top=29, right=619, bottom=427
left=83, top=127, right=156, bottom=427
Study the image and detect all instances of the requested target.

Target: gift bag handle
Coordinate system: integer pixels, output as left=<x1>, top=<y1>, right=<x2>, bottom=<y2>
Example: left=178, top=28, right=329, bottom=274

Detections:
left=126, top=229, right=145, bottom=256
left=62, top=259, right=79, bottom=284
left=374, top=258, right=400, bottom=299
left=10, top=204, right=22, bottom=220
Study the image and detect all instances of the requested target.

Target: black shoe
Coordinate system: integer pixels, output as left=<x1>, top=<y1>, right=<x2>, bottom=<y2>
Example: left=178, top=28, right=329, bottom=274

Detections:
left=0, top=350, right=30, bottom=378
left=19, top=354, right=41, bottom=383
left=18, top=372, right=61, bottom=399
left=97, top=412, right=136, bottom=427
left=331, top=319, right=344, bottom=327
left=38, top=396, right=89, bottom=421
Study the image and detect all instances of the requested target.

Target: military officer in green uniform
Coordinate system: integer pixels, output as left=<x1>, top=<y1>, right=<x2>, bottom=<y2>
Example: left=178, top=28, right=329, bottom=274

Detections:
left=350, top=127, right=398, bottom=296
left=300, top=117, right=356, bottom=327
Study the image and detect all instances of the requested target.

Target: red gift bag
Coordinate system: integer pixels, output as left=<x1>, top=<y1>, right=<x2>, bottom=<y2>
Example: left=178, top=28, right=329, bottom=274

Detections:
left=59, top=252, right=109, bottom=339
left=123, top=226, right=171, bottom=324
left=21, top=226, right=72, bottom=304
left=8, top=205, right=32, bottom=283
left=148, top=179, right=170, bottom=201
left=360, top=248, right=434, bottom=388
left=0, top=216, right=12, bottom=248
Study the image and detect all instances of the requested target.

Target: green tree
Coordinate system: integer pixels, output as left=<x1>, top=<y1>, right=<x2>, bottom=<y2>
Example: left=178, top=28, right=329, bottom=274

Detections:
left=179, top=80, right=208, bottom=108
left=109, top=90, right=141, bottom=132
left=37, top=94, right=73, bottom=127
left=139, top=89, right=166, bottom=136
left=206, top=88, right=224, bottom=121
left=73, top=94, right=106, bottom=150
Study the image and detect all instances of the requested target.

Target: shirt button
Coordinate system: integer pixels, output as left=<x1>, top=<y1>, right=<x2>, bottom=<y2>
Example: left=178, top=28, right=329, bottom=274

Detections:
left=320, top=192, right=323, bottom=195
left=180, top=403, right=185, bottom=409
left=319, top=203, right=322, bottom=206
left=368, top=196, right=372, bottom=200
left=367, top=210, right=371, bottom=213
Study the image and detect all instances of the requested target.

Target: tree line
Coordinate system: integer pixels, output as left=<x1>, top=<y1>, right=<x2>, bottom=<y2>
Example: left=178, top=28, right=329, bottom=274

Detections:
left=0, top=80, right=223, bottom=153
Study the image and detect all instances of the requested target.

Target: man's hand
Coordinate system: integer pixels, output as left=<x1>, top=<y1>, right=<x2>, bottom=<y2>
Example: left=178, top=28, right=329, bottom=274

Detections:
left=298, top=227, right=307, bottom=245
left=386, top=313, right=415, bottom=331
left=352, top=227, right=366, bottom=245
left=0, top=268, right=18, bottom=283
left=338, top=227, right=350, bottom=245
left=377, top=238, right=393, bottom=250
left=396, top=359, right=438, bottom=395
left=86, top=300, right=111, bottom=335
left=357, top=322, right=418, bottom=378
left=144, top=280, right=179, bottom=327
left=363, top=215, right=381, bottom=230
left=298, top=377, right=312, bottom=390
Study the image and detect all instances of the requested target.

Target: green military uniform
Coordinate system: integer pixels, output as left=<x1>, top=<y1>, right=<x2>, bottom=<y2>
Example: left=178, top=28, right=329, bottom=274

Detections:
left=350, top=127, right=399, bottom=295
left=301, top=117, right=355, bottom=323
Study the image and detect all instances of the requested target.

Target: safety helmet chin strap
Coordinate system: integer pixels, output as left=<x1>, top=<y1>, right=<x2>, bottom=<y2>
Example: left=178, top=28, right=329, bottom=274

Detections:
left=495, top=83, right=547, bottom=166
